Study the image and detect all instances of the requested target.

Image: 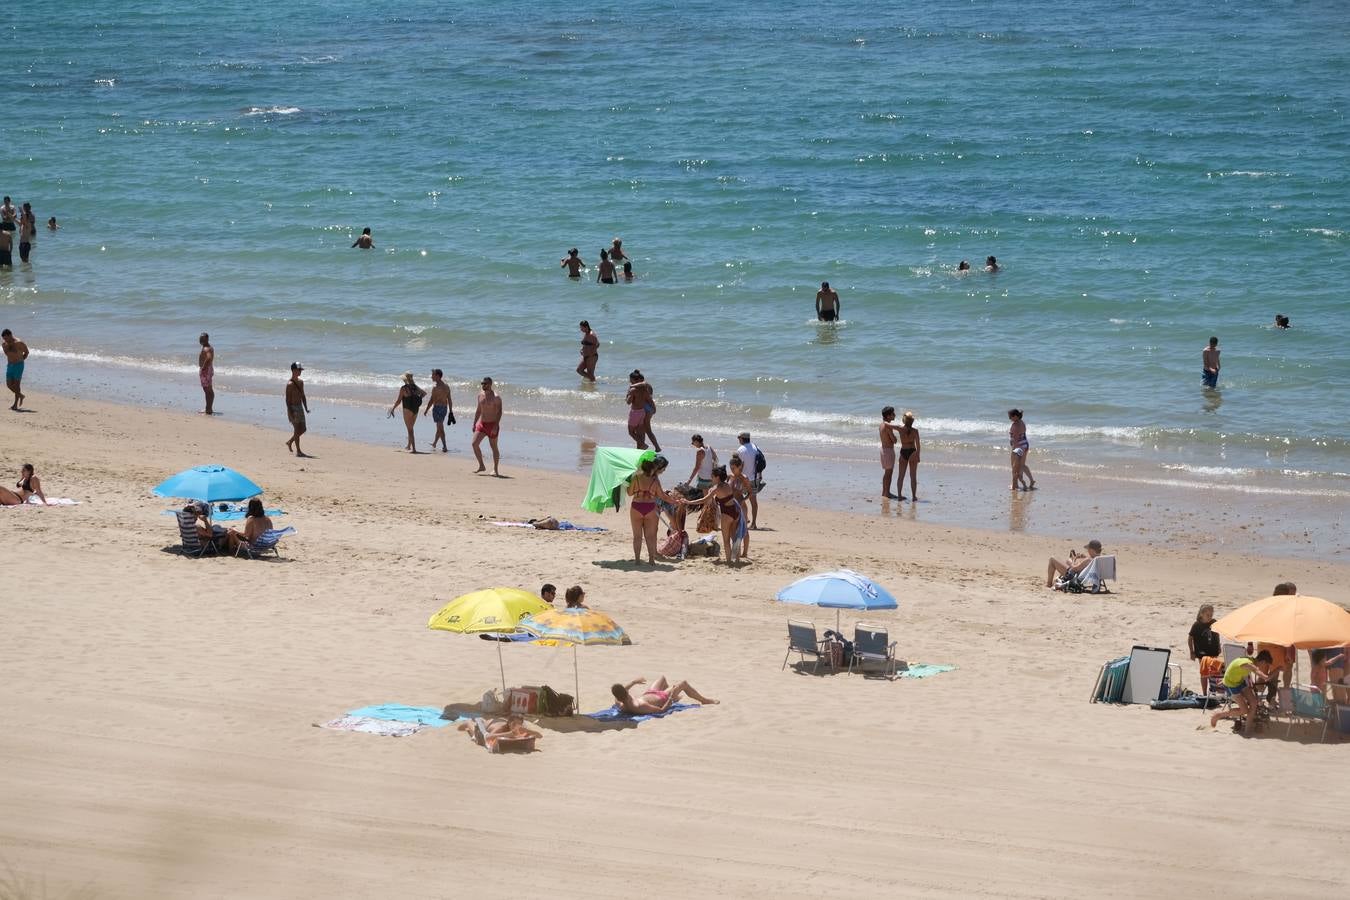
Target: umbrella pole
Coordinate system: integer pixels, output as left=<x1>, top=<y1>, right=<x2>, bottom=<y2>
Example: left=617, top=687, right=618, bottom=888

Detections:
left=573, top=645, right=580, bottom=713
left=497, top=639, right=507, bottom=700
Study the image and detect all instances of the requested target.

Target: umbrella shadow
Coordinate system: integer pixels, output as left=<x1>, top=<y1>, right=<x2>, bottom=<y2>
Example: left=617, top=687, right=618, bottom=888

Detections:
left=593, top=559, right=677, bottom=572
left=529, top=714, right=638, bottom=733
left=786, top=660, right=846, bottom=678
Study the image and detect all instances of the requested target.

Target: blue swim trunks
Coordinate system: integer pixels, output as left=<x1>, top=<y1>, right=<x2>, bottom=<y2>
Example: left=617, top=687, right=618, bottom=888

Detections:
left=5, top=361, right=23, bottom=381
left=432, top=404, right=448, bottom=424
left=1202, top=369, right=1218, bottom=388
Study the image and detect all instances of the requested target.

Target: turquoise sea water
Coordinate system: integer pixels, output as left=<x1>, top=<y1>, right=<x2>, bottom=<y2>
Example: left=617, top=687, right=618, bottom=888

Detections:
left=5, top=1, right=1350, bottom=497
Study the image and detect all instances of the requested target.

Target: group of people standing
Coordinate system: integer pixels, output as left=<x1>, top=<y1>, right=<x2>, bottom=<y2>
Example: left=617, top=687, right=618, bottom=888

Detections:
left=0, top=196, right=47, bottom=269
left=561, top=238, right=634, bottom=283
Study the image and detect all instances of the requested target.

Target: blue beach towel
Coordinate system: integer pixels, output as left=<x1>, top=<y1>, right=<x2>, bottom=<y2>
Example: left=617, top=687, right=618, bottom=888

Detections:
left=346, top=704, right=456, bottom=727
left=897, top=664, right=956, bottom=679
left=584, top=702, right=699, bottom=723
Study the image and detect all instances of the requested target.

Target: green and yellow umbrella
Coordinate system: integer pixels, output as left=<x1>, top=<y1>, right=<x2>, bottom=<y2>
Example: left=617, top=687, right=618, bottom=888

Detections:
left=516, top=607, right=630, bottom=709
left=428, top=588, right=551, bottom=696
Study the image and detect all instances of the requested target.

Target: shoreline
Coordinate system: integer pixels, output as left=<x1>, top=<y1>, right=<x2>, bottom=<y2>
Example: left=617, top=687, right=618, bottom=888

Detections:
left=14, top=354, right=1349, bottom=561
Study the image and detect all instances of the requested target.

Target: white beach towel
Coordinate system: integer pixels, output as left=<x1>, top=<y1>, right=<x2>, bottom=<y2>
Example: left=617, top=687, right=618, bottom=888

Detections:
left=316, top=715, right=423, bottom=737
left=3, top=497, right=81, bottom=507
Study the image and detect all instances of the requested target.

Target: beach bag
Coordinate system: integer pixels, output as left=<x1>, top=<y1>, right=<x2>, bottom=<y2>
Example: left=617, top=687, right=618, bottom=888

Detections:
left=754, top=448, right=766, bottom=474
left=658, top=529, right=688, bottom=559
left=1057, top=573, right=1085, bottom=593
left=539, top=685, right=574, bottom=717
left=695, top=502, right=718, bottom=534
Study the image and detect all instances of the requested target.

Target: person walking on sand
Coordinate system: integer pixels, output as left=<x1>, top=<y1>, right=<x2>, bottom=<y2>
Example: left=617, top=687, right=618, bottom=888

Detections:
left=3, top=329, right=29, bottom=410
left=423, top=368, right=454, bottom=453
left=560, top=247, right=585, bottom=278
left=284, top=362, right=310, bottom=456
left=815, top=282, right=840, bottom=322
left=640, top=374, right=661, bottom=451
left=351, top=227, right=374, bottom=249
left=1202, top=336, right=1221, bottom=389
left=576, top=320, right=599, bottom=382
left=1008, top=408, right=1035, bottom=491
left=879, top=406, right=904, bottom=499
left=735, top=431, right=763, bottom=529
left=897, top=411, right=921, bottom=500
left=681, top=433, right=718, bottom=494
left=389, top=371, right=426, bottom=453
left=471, top=376, right=503, bottom=475
left=198, top=333, right=215, bottom=415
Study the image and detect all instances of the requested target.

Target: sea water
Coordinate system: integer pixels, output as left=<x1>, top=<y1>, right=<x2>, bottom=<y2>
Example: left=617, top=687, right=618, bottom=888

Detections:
left=3, top=1, right=1349, bottom=547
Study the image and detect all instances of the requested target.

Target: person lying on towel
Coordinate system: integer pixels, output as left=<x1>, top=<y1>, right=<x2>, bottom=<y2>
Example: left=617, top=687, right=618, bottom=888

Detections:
left=459, top=715, right=542, bottom=751
left=610, top=676, right=719, bottom=714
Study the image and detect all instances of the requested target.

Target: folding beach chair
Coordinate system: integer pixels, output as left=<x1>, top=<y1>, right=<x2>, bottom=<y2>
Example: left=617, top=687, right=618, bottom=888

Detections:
left=849, top=623, right=898, bottom=680
left=1058, top=555, right=1117, bottom=593
left=1285, top=687, right=1330, bottom=740
left=783, top=619, right=832, bottom=674
left=235, top=526, right=296, bottom=559
left=176, top=508, right=218, bottom=557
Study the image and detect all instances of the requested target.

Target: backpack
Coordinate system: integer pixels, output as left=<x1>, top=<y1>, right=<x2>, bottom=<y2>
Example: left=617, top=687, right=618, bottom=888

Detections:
left=754, top=448, right=766, bottom=474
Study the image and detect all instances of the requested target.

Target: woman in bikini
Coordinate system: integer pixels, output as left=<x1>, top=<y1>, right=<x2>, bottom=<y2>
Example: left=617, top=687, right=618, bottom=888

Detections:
left=728, top=456, right=754, bottom=561
left=1008, top=408, right=1035, bottom=491
left=610, top=676, right=718, bottom=714
left=596, top=248, right=617, bottom=284
left=897, top=411, right=921, bottom=501
left=388, top=372, right=426, bottom=453
left=628, top=458, right=681, bottom=564
left=681, top=465, right=746, bottom=564
left=0, top=463, right=46, bottom=505
left=625, top=370, right=650, bottom=448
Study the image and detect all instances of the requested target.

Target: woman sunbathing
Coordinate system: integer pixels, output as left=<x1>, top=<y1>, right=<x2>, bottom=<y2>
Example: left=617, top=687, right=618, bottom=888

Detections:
left=225, top=498, right=274, bottom=553
left=458, top=714, right=542, bottom=751
left=0, top=463, right=46, bottom=505
left=610, top=676, right=718, bottom=714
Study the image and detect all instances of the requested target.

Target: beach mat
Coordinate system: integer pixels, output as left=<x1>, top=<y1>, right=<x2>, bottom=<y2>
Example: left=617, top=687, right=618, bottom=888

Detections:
left=346, top=704, right=457, bottom=727
left=493, top=520, right=607, bottom=533
left=897, top=663, right=956, bottom=679
left=317, top=715, right=423, bottom=737
left=4, top=497, right=80, bottom=507
left=584, top=703, right=699, bottom=723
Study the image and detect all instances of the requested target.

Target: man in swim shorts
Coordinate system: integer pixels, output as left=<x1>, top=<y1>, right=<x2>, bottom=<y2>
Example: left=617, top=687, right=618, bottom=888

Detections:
left=351, top=227, right=373, bottom=249
left=284, top=362, right=310, bottom=456
left=472, top=376, right=503, bottom=476
left=423, top=368, right=454, bottom=453
left=610, top=676, right=718, bottom=715
left=815, top=281, right=840, bottom=322
left=560, top=247, right=585, bottom=278
left=879, top=406, right=903, bottom=499
left=0, top=228, right=12, bottom=269
left=198, top=332, right=215, bottom=415
left=3, top=329, right=29, bottom=410
left=1202, top=336, right=1220, bottom=388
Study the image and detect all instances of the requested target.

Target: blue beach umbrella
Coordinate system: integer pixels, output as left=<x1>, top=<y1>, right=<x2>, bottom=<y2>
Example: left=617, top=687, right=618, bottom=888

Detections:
left=776, top=569, right=898, bottom=630
left=152, top=465, right=263, bottom=502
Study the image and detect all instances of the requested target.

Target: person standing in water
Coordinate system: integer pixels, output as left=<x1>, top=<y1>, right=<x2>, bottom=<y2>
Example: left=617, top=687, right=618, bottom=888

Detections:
left=596, top=248, right=617, bottom=284
left=609, top=238, right=628, bottom=267
left=625, top=370, right=651, bottom=448
left=284, top=363, right=310, bottom=456
left=471, top=376, right=503, bottom=476
left=815, top=282, right=840, bottom=322
left=879, top=406, right=904, bottom=499
left=1008, top=408, right=1035, bottom=491
left=198, top=332, right=215, bottom=415
left=423, top=368, right=454, bottom=453
left=576, top=320, right=599, bottom=382
left=560, top=248, right=585, bottom=278
left=351, top=227, right=374, bottom=249
left=985, top=256, right=1000, bottom=272
left=18, top=203, right=36, bottom=263
left=1202, top=336, right=1221, bottom=388
left=389, top=372, right=426, bottom=453
left=897, top=411, right=921, bottom=501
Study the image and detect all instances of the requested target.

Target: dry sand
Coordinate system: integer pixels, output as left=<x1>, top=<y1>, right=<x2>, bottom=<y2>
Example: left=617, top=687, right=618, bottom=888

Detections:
left=2, top=391, right=1347, bottom=898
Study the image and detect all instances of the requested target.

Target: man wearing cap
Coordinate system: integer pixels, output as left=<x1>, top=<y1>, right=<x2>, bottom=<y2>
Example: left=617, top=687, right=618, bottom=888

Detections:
left=1046, top=539, right=1103, bottom=589
left=284, top=362, right=310, bottom=456
left=472, top=376, right=502, bottom=476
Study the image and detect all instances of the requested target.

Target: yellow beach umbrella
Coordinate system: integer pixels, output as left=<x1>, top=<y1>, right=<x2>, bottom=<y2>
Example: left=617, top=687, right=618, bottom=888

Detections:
left=516, top=607, right=630, bottom=709
left=428, top=588, right=551, bottom=696
left=1212, top=595, right=1350, bottom=649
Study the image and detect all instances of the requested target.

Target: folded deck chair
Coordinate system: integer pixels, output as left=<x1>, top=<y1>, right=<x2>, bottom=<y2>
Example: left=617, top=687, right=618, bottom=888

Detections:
left=463, top=717, right=539, bottom=753
left=176, top=509, right=217, bottom=558
left=783, top=619, right=832, bottom=674
left=235, top=526, right=296, bottom=559
left=849, top=622, right=898, bottom=680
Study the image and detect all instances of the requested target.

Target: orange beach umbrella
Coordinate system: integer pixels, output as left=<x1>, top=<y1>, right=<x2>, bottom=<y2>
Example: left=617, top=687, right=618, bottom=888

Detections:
left=1211, top=595, right=1350, bottom=649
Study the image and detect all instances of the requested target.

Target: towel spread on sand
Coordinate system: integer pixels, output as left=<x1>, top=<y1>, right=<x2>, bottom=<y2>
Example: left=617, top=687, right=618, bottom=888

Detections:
left=584, top=702, right=699, bottom=723
left=4, top=497, right=80, bottom=507
left=897, top=664, right=956, bottom=679
left=162, top=506, right=284, bottom=521
left=492, top=520, right=607, bottom=533
left=345, top=704, right=456, bottom=727
left=318, top=716, right=423, bottom=737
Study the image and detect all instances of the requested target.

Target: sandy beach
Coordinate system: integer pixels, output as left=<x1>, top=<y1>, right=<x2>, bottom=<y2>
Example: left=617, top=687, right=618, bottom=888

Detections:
left=2, top=390, right=1348, bottom=898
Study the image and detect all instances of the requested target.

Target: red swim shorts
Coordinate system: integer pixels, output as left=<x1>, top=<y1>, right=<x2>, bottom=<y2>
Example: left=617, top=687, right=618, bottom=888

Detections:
left=474, top=420, right=500, bottom=439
